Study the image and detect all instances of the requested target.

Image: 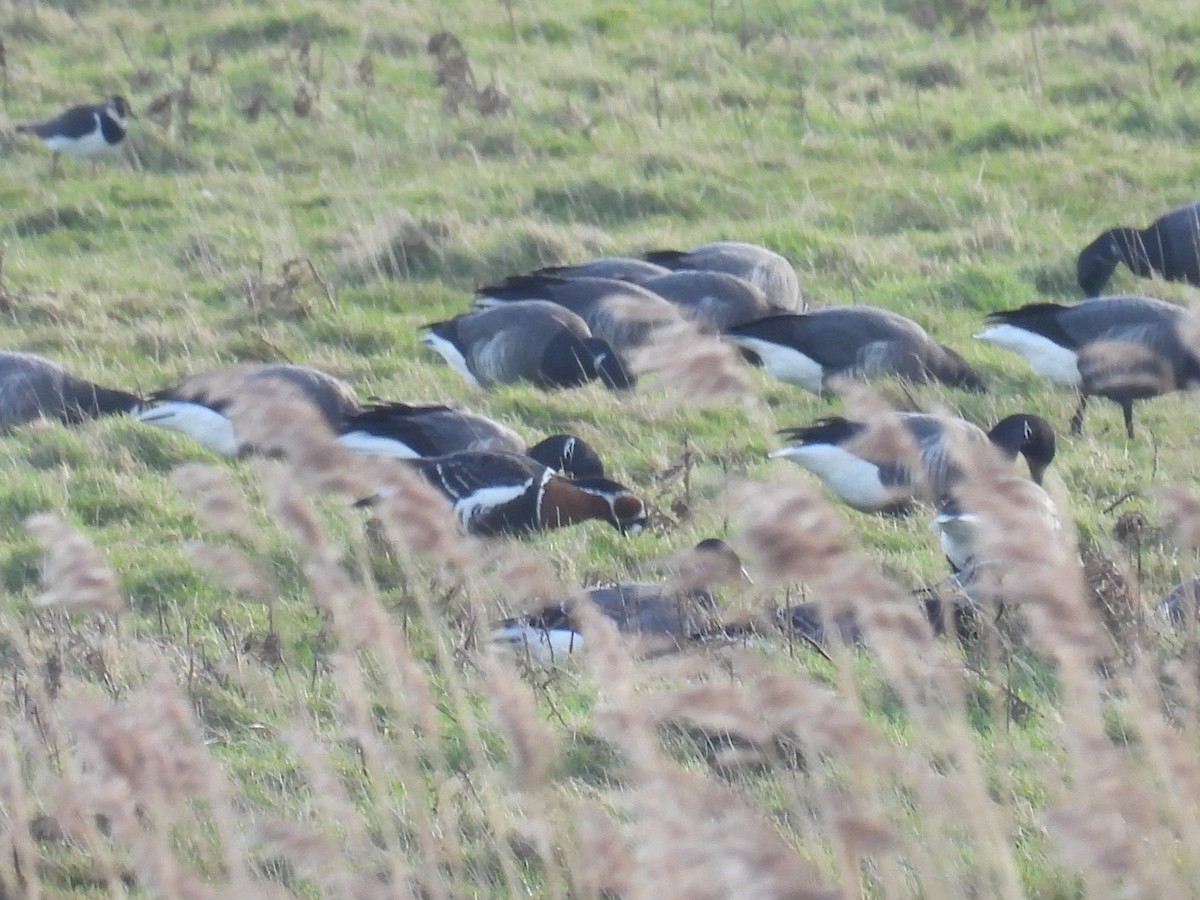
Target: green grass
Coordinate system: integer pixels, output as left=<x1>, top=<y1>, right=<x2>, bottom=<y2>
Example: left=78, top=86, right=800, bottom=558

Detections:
left=2, top=0, right=1200, bottom=895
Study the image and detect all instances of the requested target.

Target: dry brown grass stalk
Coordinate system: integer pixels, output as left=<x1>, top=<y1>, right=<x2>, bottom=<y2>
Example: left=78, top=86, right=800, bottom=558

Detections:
left=25, top=514, right=124, bottom=615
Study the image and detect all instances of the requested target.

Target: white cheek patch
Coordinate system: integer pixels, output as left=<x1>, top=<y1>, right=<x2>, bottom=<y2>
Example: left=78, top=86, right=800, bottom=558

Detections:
left=135, top=401, right=239, bottom=456
left=975, top=325, right=1081, bottom=385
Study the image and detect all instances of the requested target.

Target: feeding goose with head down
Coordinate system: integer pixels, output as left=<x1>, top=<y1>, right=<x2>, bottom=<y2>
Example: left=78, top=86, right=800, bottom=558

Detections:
left=338, top=401, right=605, bottom=478
left=421, top=300, right=634, bottom=391
left=642, top=240, right=804, bottom=313
left=725, top=306, right=987, bottom=394
left=976, top=296, right=1200, bottom=439
left=474, top=274, right=685, bottom=355
left=0, top=351, right=140, bottom=428
left=387, top=450, right=646, bottom=538
left=1077, top=201, right=1200, bottom=297
left=491, top=538, right=747, bottom=663
left=770, top=411, right=1055, bottom=514
left=135, top=363, right=362, bottom=456
left=640, top=270, right=779, bottom=331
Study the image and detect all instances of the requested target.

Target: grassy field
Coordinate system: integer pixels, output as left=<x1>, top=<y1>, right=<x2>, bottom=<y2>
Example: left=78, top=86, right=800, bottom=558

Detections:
left=3, top=0, right=1200, bottom=895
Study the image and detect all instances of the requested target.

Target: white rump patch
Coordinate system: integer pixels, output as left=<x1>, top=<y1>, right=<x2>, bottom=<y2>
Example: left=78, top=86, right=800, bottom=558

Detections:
left=725, top=335, right=825, bottom=393
left=770, top=444, right=895, bottom=510
left=135, top=401, right=239, bottom=456
left=420, top=332, right=481, bottom=387
left=975, top=325, right=1081, bottom=385
left=337, top=431, right=420, bottom=459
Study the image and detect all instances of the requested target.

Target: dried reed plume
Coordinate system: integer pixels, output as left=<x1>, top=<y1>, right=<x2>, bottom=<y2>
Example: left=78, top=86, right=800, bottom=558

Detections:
left=25, top=513, right=124, bottom=614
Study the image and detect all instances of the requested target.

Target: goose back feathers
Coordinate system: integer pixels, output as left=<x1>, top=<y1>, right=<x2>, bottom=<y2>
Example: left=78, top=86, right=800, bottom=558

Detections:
left=1077, top=202, right=1200, bottom=297
left=643, top=240, right=803, bottom=312
left=0, top=352, right=140, bottom=428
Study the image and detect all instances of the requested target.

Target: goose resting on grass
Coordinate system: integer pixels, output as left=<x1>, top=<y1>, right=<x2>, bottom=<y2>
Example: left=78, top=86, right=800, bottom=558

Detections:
left=1077, top=201, right=1200, bottom=297
left=725, top=307, right=987, bottom=394
left=533, top=256, right=671, bottom=284
left=643, top=240, right=804, bottom=313
left=770, top=412, right=1056, bottom=513
left=421, top=300, right=634, bottom=391
left=641, top=270, right=778, bottom=331
left=976, top=296, right=1200, bottom=438
left=491, top=538, right=746, bottom=662
left=0, top=351, right=140, bottom=427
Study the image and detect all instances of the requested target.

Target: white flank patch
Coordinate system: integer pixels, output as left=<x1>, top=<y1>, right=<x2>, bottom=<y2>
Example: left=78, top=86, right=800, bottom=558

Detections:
left=337, top=431, right=420, bottom=459
left=770, top=444, right=894, bottom=511
left=725, top=335, right=825, bottom=393
left=933, top=511, right=980, bottom=571
left=454, top=479, right=532, bottom=530
left=420, top=332, right=480, bottom=387
left=134, top=402, right=239, bottom=455
left=975, top=325, right=1081, bottom=385
left=490, top=625, right=582, bottom=665
left=45, top=114, right=115, bottom=159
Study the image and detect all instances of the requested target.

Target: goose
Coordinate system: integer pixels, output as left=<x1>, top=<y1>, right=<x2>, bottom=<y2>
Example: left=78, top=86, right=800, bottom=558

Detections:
left=474, top=275, right=684, bottom=354
left=770, top=412, right=1055, bottom=513
left=642, top=240, right=804, bottom=312
left=338, top=401, right=606, bottom=478
left=975, top=296, right=1200, bottom=438
left=421, top=300, right=635, bottom=390
left=640, top=271, right=778, bottom=331
left=533, top=257, right=671, bottom=283
left=1159, top=577, right=1200, bottom=626
left=0, top=351, right=140, bottom=427
left=932, top=480, right=1063, bottom=573
left=396, top=450, right=646, bottom=537
left=136, top=363, right=361, bottom=455
left=1077, top=201, right=1200, bottom=297
left=491, top=538, right=746, bottom=662
left=725, top=307, right=987, bottom=394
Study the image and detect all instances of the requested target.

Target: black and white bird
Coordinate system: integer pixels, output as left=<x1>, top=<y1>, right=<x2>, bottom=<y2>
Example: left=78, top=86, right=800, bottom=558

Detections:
left=1077, top=201, right=1200, bottom=297
left=15, top=95, right=133, bottom=176
left=337, top=402, right=606, bottom=478
left=770, top=411, right=1056, bottom=513
left=976, top=296, right=1200, bottom=438
left=421, top=300, right=635, bottom=391
left=643, top=240, right=804, bottom=313
left=725, top=307, right=987, bottom=394
left=135, top=364, right=361, bottom=455
left=490, top=538, right=746, bottom=662
left=0, top=351, right=140, bottom=428
left=474, top=274, right=685, bottom=354
left=395, top=451, right=646, bottom=537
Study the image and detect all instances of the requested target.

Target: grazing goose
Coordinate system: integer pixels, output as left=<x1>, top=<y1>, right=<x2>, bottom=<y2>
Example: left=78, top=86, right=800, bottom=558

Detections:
left=1077, top=201, right=1200, bottom=297
left=399, top=451, right=646, bottom=537
left=474, top=275, right=684, bottom=353
left=932, top=480, right=1063, bottom=573
left=976, top=296, right=1200, bottom=438
left=643, top=240, right=804, bottom=312
left=0, top=351, right=140, bottom=427
left=1159, top=578, right=1200, bottom=626
left=534, top=257, right=671, bottom=283
left=770, top=412, right=1056, bottom=513
left=491, top=538, right=746, bottom=662
left=725, top=307, right=987, bottom=394
left=421, top=300, right=635, bottom=390
left=338, top=401, right=606, bottom=478
left=136, top=363, right=361, bottom=455
left=16, top=95, right=133, bottom=177
left=640, top=271, right=777, bottom=331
